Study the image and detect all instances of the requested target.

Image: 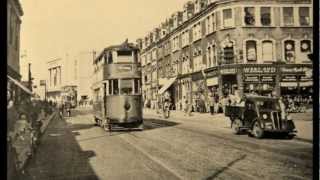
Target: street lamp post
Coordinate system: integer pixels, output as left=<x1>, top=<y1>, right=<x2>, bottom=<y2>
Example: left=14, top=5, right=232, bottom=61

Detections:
left=40, top=80, right=47, bottom=102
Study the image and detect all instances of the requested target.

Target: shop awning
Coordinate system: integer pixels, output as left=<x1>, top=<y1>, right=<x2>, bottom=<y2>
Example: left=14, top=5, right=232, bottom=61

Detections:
left=207, top=77, right=219, bottom=86
left=7, top=75, right=33, bottom=95
left=158, top=77, right=176, bottom=94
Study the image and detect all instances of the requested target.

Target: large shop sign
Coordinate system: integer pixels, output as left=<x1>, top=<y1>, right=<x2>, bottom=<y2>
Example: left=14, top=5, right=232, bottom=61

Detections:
left=280, top=66, right=311, bottom=75
left=220, top=68, right=237, bottom=75
left=243, top=66, right=276, bottom=74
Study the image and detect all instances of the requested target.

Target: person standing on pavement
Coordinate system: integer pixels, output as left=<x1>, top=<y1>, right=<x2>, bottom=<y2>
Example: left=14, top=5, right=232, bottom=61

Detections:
left=65, top=101, right=72, bottom=117
left=279, top=96, right=287, bottom=120
left=208, top=91, right=215, bottom=115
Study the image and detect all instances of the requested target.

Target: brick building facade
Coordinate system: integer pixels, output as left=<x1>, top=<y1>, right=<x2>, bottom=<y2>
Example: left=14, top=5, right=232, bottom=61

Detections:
left=138, top=0, right=313, bottom=110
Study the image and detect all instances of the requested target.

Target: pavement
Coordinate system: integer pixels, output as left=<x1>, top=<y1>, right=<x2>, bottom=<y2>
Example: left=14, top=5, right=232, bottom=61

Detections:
left=143, top=108, right=313, bottom=143
left=22, top=108, right=313, bottom=180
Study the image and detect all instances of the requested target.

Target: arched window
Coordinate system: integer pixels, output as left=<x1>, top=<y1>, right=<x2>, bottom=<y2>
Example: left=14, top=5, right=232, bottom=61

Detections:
left=246, top=40, right=257, bottom=62
left=262, top=40, right=273, bottom=62
left=284, top=40, right=295, bottom=63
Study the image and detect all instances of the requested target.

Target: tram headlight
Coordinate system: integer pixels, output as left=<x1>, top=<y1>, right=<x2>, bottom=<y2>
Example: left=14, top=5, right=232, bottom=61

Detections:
left=124, top=102, right=131, bottom=111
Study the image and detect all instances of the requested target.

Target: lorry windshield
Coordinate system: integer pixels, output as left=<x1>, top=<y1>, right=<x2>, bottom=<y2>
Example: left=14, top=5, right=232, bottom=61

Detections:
left=257, top=100, right=280, bottom=111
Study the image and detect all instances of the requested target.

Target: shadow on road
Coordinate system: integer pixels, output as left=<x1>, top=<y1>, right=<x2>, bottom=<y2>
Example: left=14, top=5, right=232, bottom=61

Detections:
left=23, top=114, right=99, bottom=180
left=204, top=155, right=247, bottom=180
left=143, top=118, right=180, bottom=131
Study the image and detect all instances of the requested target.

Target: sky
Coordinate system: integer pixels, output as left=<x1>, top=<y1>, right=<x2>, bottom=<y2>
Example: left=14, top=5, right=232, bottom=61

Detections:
left=20, top=0, right=190, bottom=82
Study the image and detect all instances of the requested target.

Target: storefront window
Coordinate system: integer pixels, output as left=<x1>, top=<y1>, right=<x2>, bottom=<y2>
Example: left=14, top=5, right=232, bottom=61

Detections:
left=262, top=40, right=273, bottom=62
left=284, top=40, right=295, bottom=63
left=244, top=7, right=255, bottom=25
left=246, top=41, right=257, bottom=62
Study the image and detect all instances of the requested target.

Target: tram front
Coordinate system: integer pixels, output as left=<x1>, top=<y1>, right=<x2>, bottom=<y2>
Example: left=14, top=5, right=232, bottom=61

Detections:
left=102, top=43, right=143, bottom=131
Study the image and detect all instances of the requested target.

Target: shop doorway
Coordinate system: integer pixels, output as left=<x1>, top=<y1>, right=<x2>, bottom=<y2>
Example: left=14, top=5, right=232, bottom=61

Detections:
left=221, top=75, right=237, bottom=96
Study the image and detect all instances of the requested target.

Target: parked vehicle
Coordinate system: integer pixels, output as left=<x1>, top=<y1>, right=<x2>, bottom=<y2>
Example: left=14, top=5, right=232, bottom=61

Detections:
left=92, top=41, right=143, bottom=131
left=225, top=95, right=296, bottom=138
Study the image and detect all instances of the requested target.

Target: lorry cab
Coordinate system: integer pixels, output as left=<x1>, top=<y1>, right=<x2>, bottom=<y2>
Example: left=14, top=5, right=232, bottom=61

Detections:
left=225, top=95, right=296, bottom=138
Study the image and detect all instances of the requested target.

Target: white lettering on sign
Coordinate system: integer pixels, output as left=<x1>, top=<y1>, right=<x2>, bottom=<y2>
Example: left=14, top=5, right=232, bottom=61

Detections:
left=261, top=76, right=275, bottom=82
left=243, top=67, right=276, bottom=73
left=281, top=67, right=310, bottom=73
left=221, top=68, right=236, bottom=74
left=281, top=75, right=297, bottom=82
left=244, top=76, right=259, bottom=82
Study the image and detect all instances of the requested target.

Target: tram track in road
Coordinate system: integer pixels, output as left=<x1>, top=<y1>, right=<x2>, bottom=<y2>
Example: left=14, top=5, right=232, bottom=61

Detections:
left=125, top=125, right=311, bottom=180
left=142, top=118, right=312, bottom=171
left=119, top=135, right=184, bottom=180
left=143, top=115, right=312, bottom=164
left=122, top=132, right=259, bottom=180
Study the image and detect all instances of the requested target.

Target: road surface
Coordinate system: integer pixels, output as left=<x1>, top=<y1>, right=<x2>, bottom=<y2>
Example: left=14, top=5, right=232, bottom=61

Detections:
left=23, top=108, right=312, bottom=180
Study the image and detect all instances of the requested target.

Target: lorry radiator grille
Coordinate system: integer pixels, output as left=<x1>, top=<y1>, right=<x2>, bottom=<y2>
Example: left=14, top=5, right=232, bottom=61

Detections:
left=272, top=112, right=281, bottom=129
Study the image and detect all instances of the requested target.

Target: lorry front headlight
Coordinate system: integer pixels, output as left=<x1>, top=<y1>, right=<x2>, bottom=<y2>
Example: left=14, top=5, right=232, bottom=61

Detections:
left=262, top=114, right=268, bottom=120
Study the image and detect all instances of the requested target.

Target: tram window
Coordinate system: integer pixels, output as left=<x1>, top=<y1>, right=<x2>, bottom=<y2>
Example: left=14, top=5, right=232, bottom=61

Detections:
left=113, top=79, right=119, bottom=95
left=120, top=79, right=133, bottom=95
left=108, top=52, right=113, bottom=64
left=108, top=80, right=112, bottom=95
left=117, top=50, right=132, bottom=56
left=134, top=79, right=140, bottom=94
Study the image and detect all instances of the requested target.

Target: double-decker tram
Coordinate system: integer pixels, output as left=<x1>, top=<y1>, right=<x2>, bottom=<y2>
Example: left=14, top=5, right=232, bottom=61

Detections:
left=91, top=41, right=143, bottom=131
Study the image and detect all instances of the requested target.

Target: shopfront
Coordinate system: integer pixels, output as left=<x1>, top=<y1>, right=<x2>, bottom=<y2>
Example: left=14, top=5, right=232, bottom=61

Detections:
left=242, top=65, right=277, bottom=96
left=279, top=64, right=313, bottom=97
left=219, top=67, right=238, bottom=96
left=217, top=63, right=312, bottom=98
left=205, top=67, right=219, bottom=93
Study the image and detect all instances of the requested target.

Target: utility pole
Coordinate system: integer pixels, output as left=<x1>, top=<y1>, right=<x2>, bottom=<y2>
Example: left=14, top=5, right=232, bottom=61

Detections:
left=28, top=63, right=33, bottom=92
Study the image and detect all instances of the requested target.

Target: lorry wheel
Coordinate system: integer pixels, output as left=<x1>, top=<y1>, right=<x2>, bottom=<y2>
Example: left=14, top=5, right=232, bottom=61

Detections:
left=252, top=121, right=264, bottom=139
left=232, top=119, right=242, bottom=135
left=93, top=117, right=99, bottom=126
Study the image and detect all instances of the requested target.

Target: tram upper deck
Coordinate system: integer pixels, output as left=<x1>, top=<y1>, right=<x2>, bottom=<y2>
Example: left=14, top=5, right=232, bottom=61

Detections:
left=92, top=42, right=140, bottom=88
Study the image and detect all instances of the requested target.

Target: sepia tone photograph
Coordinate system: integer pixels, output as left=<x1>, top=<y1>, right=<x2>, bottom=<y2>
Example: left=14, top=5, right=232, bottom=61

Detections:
left=7, top=0, right=315, bottom=179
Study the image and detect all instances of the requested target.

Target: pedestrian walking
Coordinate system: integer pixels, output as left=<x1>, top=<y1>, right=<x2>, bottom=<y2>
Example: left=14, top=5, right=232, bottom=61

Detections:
left=58, top=101, right=64, bottom=119
left=208, top=92, right=215, bottom=115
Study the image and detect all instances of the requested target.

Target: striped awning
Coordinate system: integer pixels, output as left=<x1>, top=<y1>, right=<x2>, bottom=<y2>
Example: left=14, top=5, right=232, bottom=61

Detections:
left=7, top=75, right=32, bottom=95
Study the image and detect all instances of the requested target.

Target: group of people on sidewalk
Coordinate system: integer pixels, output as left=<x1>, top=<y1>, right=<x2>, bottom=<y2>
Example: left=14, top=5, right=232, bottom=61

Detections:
left=7, top=91, right=55, bottom=180
left=144, top=87, right=311, bottom=118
